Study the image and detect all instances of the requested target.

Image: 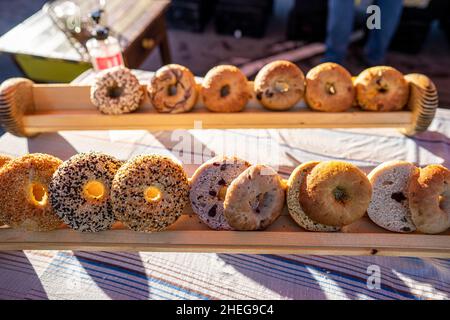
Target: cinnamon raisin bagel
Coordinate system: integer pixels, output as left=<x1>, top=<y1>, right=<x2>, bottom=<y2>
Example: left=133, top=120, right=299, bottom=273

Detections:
left=354, top=66, right=409, bottom=112
left=254, top=60, right=305, bottom=111
left=300, top=161, right=372, bottom=226
left=408, top=164, right=450, bottom=234
left=200, top=65, right=250, bottom=112
left=305, top=63, right=355, bottom=112
left=148, top=64, right=198, bottom=113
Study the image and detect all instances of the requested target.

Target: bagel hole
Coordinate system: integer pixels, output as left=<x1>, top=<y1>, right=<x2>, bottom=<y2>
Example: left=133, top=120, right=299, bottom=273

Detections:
left=391, top=192, right=407, bottom=203
left=83, top=180, right=105, bottom=201
left=220, top=85, right=230, bottom=98
left=107, top=82, right=124, bottom=98
left=218, top=186, right=228, bottom=201
left=144, top=186, right=162, bottom=203
left=325, top=83, right=336, bottom=95
left=28, top=182, right=48, bottom=207
left=439, top=195, right=444, bottom=209
left=333, top=186, right=349, bottom=204
left=375, top=78, right=388, bottom=93
left=167, top=84, right=178, bottom=96
left=274, top=81, right=290, bottom=93
left=250, top=193, right=269, bottom=214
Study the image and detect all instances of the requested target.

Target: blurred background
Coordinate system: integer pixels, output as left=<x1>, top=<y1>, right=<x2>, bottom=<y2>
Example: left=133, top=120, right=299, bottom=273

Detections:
left=0, top=0, right=449, bottom=106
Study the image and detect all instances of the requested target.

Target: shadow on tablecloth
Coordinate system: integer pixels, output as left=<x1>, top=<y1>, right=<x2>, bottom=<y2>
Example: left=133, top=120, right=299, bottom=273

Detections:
left=217, top=254, right=450, bottom=300
left=27, top=133, right=78, bottom=160
left=0, top=251, right=48, bottom=299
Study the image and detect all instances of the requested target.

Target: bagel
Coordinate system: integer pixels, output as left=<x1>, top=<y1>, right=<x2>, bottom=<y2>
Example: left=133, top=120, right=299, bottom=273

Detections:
left=49, top=152, right=123, bottom=232
left=223, top=164, right=285, bottom=230
left=254, top=60, right=305, bottom=111
left=287, top=161, right=340, bottom=232
left=0, top=155, right=12, bottom=226
left=354, top=66, right=409, bottom=111
left=90, top=66, right=144, bottom=115
left=0, top=155, right=12, bottom=168
left=112, top=155, right=189, bottom=232
left=200, top=65, right=250, bottom=112
left=367, top=161, right=417, bottom=233
left=0, top=153, right=63, bottom=231
left=189, top=156, right=251, bottom=230
left=408, top=164, right=450, bottom=234
left=148, top=64, right=198, bottom=113
left=305, top=62, right=355, bottom=112
left=300, top=161, right=372, bottom=227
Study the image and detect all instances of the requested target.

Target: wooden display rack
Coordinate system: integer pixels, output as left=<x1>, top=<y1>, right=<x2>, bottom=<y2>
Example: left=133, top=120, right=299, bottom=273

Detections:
left=1, top=206, right=449, bottom=257
left=0, top=72, right=447, bottom=257
left=0, top=73, right=439, bottom=137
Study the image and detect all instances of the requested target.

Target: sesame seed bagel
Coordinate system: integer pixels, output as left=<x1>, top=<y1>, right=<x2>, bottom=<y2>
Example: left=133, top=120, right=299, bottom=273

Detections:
left=408, top=164, right=450, bottom=234
left=367, top=161, right=417, bottom=233
left=0, top=155, right=12, bottom=168
left=224, top=164, right=285, bottom=231
left=201, top=65, right=250, bottom=112
left=287, top=161, right=340, bottom=232
left=300, top=161, right=372, bottom=227
left=148, top=64, right=198, bottom=113
left=254, top=60, right=305, bottom=111
left=49, top=152, right=122, bottom=232
left=305, top=62, right=355, bottom=112
left=355, top=66, right=409, bottom=111
left=189, top=156, right=251, bottom=230
left=0, top=153, right=63, bottom=231
left=112, top=155, right=189, bottom=232
left=90, top=66, right=144, bottom=115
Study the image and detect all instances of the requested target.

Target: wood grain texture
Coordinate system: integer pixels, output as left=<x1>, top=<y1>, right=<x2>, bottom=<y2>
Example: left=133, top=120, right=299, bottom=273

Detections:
left=1, top=214, right=449, bottom=257
left=21, top=82, right=415, bottom=134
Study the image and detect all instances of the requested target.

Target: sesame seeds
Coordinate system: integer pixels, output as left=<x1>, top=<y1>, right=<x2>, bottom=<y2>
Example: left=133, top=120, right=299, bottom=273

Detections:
left=111, top=155, right=189, bottom=232
left=0, top=153, right=63, bottom=231
left=90, top=67, right=143, bottom=115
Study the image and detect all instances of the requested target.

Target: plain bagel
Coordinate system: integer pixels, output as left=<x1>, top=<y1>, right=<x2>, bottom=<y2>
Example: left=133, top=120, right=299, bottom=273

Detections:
left=254, top=60, right=305, bottom=111
left=200, top=65, right=251, bottom=112
left=305, top=62, right=355, bottom=112
left=408, top=164, right=450, bottom=234
left=224, top=164, right=285, bottom=230
left=300, top=161, right=372, bottom=227
left=287, top=161, right=340, bottom=232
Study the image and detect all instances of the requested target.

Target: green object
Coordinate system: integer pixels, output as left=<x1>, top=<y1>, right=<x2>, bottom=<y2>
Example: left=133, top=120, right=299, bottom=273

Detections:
left=14, top=54, right=91, bottom=83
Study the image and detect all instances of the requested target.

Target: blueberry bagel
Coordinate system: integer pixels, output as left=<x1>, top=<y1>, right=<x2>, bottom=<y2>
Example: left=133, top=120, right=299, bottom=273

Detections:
left=300, top=161, right=372, bottom=227
left=148, top=64, right=198, bottom=113
left=200, top=65, right=250, bottom=112
left=49, top=152, right=122, bottom=232
left=0, top=153, right=63, bottom=231
left=90, top=66, right=144, bottom=115
left=112, top=155, right=189, bottom=232
left=189, top=156, right=251, bottom=230
left=224, top=164, right=285, bottom=231
left=367, top=161, right=417, bottom=233
left=254, top=60, right=305, bottom=111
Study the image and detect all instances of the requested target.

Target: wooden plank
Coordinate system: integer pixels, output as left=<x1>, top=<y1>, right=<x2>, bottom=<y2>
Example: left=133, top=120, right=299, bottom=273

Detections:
left=0, top=216, right=449, bottom=257
left=26, top=83, right=413, bottom=133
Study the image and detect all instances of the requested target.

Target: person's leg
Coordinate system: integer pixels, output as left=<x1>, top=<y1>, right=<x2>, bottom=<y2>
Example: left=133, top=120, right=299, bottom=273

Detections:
left=364, top=0, right=403, bottom=65
left=323, top=0, right=355, bottom=64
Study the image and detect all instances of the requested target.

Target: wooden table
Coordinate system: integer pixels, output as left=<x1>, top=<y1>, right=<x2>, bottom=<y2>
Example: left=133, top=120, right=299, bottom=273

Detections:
left=0, top=0, right=171, bottom=83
